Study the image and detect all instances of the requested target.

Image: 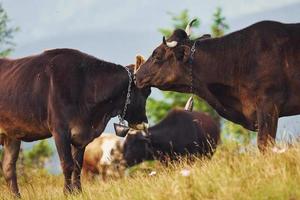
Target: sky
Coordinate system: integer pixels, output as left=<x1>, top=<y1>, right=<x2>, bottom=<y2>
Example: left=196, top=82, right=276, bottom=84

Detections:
left=1, top=0, right=300, bottom=171
left=2, top=0, right=300, bottom=62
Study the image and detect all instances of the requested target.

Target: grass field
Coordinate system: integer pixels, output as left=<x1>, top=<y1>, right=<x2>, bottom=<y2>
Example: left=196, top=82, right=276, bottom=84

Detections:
left=1, top=142, right=300, bottom=200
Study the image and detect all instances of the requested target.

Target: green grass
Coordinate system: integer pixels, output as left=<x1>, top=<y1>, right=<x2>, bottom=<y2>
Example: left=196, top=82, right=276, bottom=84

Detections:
left=1, top=143, right=300, bottom=200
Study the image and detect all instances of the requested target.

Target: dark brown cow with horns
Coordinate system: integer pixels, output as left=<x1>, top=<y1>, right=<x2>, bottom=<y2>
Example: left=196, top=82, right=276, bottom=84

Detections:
left=0, top=50, right=150, bottom=197
left=135, top=20, right=300, bottom=152
left=121, top=108, right=220, bottom=167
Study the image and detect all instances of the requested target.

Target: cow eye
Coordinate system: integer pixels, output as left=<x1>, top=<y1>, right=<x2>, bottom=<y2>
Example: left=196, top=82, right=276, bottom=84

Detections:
left=152, top=50, right=158, bottom=57
left=154, top=55, right=162, bottom=63
left=152, top=50, right=161, bottom=60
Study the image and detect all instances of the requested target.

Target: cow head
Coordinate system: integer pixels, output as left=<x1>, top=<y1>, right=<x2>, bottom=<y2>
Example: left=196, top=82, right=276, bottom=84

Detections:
left=135, top=19, right=210, bottom=92
left=122, top=129, right=152, bottom=167
left=123, top=55, right=151, bottom=130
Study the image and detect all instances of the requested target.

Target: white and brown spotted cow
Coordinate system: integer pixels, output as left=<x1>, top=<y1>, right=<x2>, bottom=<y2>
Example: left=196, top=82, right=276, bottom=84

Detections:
left=82, top=133, right=125, bottom=181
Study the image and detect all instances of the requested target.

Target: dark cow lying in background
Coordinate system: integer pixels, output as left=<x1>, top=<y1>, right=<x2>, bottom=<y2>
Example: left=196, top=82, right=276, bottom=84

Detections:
left=0, top=50, right=150, bottom=197
left=82, top=133, right=125, bottom=181
left=121, top=109, right=220, bottom=167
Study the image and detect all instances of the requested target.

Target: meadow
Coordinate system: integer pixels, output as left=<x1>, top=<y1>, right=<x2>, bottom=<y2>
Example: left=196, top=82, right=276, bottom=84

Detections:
left=1, top=142, right=299, bottom=200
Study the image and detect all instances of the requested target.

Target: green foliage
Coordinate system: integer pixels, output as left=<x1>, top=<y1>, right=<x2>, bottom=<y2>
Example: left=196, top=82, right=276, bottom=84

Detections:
left=158, top=9, right=200, bottom=38
left=222, top=120, right=256, bottom=145
left=24, top=140, right=54, bottom=169
left=211, top=7, right=229, bottom=37
left=147, top=93, right=218, bottom=123
left=0, top=3, right=19, bottom=57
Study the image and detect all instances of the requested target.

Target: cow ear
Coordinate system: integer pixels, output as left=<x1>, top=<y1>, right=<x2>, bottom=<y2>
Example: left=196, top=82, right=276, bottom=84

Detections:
left=174, top=45, right=190, bottom=63
left=134, top=55, right=145, bottom=73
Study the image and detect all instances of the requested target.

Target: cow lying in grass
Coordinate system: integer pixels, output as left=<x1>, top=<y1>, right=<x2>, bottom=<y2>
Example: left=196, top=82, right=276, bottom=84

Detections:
left=82, top=133, right=125, bottom=181
left=121, top=109, right=220, bottom=167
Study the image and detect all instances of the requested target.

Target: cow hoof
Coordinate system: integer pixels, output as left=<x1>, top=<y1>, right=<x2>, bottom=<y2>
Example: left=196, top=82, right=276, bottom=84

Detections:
left=12, top=192, right=21, bottom=199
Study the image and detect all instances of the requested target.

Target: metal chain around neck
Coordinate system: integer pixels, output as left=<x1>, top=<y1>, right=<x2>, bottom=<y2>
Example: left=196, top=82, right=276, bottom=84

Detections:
left=118, top=66, right=132, bottom=125
left=189, top=40, right=198, bottom=96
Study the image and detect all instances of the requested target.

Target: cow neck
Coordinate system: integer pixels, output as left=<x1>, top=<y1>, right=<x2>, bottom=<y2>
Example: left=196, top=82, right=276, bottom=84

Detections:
left=85, top=64, right=131, bottom=125
left=144, top=135, right=154, bottom=160
left=107, top=65, right=132, bottom=119
left=191, top=37, right=236, bottom=92
left=146, top=128, right=161, bottom=153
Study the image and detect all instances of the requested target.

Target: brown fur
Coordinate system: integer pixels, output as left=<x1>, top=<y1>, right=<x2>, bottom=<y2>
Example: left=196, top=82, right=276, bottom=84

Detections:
left=0, top=50, right=150, bottom=196
left=136, top=20, right=300, bottom=152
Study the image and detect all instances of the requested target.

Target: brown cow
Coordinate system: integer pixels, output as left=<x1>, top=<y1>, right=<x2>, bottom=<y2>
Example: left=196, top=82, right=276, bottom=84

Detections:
left=82, top=133, right=125, bottom=181
left=0, top=50, right=150, bottom=197
left=135, top=20, right=300, bottom=152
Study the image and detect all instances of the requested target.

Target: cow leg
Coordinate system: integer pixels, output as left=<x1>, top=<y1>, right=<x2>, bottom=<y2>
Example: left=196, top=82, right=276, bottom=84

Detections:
left=100, top=165, right=108, bottom=182
left=71, top=144, right=85, bottom=192
left=52, top=130, right=74, bottom=194
left=257, top=103, right=279, bottom=152
left=2, top=136, right=21, bottom=198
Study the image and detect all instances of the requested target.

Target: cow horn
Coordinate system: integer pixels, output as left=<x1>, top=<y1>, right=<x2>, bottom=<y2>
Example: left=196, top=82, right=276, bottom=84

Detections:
left=163, top=36, right=178, bottom=48
left=163, top=36, right=167, bottom=45
left=185, top=19, right=197, bottom=37
left=143, top=122, right=150, bottom=136
left=114, top=123, right=130, bottom=137
left=184, top=96, right=194, bottom=111
left=133, top=122, right=149, bottom=131
left=166, top=41, right=178, bottom=48
left=143, top=122, right=149, bottom=130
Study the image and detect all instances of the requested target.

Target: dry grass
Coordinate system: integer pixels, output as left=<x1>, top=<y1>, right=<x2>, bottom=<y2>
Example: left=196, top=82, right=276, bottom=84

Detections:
left=1, top=142, right=300, bottom=200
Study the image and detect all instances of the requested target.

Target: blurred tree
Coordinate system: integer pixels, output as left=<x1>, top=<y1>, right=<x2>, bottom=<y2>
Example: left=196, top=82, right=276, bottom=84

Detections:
left=158, top=9, right=200, bottom=38
left=0, top=3, right=19, bottom=57
left=222, top=119, right=255, bottom=145
left=24, top=140, right=54, bottom=169
left=211, top=7, right=229, bottom=37
left=147, top=9, right=218, bottom=124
